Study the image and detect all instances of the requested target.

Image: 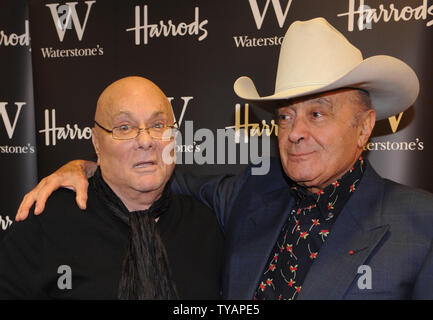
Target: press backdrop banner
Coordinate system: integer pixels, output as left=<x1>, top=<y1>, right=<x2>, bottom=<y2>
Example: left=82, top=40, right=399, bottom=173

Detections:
left=0, top=0, right=37, bottom=240
left=2, top=0, right=433, bottom=239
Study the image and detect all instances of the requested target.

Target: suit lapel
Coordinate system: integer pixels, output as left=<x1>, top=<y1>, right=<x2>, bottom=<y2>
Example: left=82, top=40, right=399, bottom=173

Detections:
left=297, top=216, right=389, bottom=299
left=238, top=187, right=295, bottom=299
left=298, top=165, right=390, bottom=300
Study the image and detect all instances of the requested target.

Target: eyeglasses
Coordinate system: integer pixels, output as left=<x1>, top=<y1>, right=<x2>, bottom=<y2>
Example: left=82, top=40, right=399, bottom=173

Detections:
left=94, top=121, right=178, bottom=141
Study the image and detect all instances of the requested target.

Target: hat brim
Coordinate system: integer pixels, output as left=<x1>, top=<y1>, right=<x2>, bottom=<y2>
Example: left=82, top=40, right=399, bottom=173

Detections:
left=233, top=55, right=419, bottom=120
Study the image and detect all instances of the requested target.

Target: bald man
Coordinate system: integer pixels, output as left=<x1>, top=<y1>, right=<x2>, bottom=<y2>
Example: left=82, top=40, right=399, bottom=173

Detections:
left=0, top=77, right=223, bottom=299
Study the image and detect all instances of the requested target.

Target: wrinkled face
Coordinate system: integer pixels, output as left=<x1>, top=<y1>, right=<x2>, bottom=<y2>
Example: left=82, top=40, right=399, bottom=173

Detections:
left=277, top=89, right=375, bottom=193
left=92, top=78, right=176, bottom=202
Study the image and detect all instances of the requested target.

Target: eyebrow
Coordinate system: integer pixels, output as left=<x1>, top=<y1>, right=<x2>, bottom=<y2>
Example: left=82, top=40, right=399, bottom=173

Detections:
left=276, top=97, right=333, bottom=115
left=112, top=110, right=167, bottom=120
left=310, top=97, right=332, bottom=106
left=112, top=111, right=133, bottom=119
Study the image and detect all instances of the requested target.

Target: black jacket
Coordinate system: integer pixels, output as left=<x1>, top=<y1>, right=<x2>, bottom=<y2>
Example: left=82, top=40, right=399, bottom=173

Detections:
left=0, top=180, right=223, bottom=299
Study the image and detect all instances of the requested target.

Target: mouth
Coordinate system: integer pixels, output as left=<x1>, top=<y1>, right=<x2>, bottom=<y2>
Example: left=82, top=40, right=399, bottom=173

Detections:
left=133, top=160, right=157, bottom=169
left=287, top=151, right=315, bottom=158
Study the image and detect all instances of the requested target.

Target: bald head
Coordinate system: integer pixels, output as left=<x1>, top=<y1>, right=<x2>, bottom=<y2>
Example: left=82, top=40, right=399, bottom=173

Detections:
left=91, top=76, right=177, bottom=211
left=95, top=76, right=174, bottom=125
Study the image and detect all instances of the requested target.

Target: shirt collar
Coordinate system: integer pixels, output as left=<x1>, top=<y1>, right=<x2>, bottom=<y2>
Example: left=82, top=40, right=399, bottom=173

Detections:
left=289, top=156, right=367, bottom=220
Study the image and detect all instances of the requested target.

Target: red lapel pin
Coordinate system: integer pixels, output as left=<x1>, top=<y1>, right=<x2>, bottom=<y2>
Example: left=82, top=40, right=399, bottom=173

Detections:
left=348, top=247, right=369, bottom=255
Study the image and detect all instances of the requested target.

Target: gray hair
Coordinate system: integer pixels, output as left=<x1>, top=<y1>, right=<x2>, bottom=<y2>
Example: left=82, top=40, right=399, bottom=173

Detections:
left=351, top=89, right=373, bottom=126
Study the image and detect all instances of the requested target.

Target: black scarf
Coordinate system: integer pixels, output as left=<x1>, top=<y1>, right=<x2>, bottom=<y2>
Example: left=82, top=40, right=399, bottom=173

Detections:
left=90, top=168, right=178, bottom=299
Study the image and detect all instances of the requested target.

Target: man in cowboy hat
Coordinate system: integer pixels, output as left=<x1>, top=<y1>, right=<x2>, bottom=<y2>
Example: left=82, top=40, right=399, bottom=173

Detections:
left=15, top=18, right=433, bottom=299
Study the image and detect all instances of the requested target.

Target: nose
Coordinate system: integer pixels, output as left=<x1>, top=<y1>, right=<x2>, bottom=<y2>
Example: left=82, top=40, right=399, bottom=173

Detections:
left=135, top=128, right=154, bottom=149
left=287, top=115, right=310, bottom=144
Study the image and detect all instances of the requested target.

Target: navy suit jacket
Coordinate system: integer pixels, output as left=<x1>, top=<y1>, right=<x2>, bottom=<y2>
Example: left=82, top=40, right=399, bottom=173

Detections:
left=172, top=158, right=433, bottom=299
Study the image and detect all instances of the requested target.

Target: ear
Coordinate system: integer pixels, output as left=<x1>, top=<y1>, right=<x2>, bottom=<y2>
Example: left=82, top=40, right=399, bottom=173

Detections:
left=358, top=109, right=376, bottom=149
left=92, top=128, right=101, bottom=165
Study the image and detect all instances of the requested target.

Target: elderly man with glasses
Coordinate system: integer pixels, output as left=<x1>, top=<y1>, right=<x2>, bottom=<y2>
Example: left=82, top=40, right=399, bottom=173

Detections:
left=0, top=76, right=223, bottom=299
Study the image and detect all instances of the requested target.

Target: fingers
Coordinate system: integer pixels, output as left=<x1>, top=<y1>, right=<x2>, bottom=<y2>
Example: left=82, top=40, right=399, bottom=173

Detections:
left=75, top=179, right=89, bottom=210
left=15, top=174, right=62, bottom=221
left=16, top=192, right=35, bottom=221
left=15, top=160, right=93, bottom=221
left=16, top=178, right=47, bottom=221
left=34, top=182, right=56, bottom=215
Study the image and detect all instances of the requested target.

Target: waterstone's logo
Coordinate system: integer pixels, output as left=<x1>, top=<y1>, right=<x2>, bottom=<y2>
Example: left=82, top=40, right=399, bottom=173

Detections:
left=126, top=5, right=209, bottom=45
left=42, top=1, right=104, bottom=58
left=233, top=0, right=294, bottom=48
left=365, top=112, right=425, bottom=152
left=0, top=102, right=36, bottom=154
left=46, top=1, right=95, bottom=42
left=249, top=0, right=293, bottom=29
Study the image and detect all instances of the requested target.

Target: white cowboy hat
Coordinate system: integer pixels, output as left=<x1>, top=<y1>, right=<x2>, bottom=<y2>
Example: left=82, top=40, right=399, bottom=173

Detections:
left=233, top=17, right=419, bottom=120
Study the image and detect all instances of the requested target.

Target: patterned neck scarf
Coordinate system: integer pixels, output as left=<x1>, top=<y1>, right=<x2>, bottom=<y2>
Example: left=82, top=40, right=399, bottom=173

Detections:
left=254, top=156, right=367, bottom=300
left=90, top=168, right=178, bottom=299
left=290, top=155, right=367, bottom=222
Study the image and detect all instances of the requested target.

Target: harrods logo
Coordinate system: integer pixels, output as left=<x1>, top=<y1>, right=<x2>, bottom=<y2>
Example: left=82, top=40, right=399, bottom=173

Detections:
left=38, top=109, right=92, bottom=146
left=233, top=0, right=293, bottom=48
left=0, top=20, right=30, bottom=47
left=42, top=1, right=104, bottom=59
left=225, top=103, right=278, bottom=143
left=125, top=5, right=209, bottom=45
left=338, top=0, right=433, bottom=31
left=0, top=215, right=13, bottom=231
left=38, top=96, right=195, bottom=147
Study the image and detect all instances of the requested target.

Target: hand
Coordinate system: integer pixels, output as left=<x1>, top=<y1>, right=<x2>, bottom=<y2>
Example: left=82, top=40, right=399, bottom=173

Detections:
left=15, top=160, right=98, bottom=221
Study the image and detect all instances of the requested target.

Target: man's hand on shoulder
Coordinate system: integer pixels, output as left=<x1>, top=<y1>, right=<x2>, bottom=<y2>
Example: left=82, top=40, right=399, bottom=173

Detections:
left=15, top=160, right=97, bottom=221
